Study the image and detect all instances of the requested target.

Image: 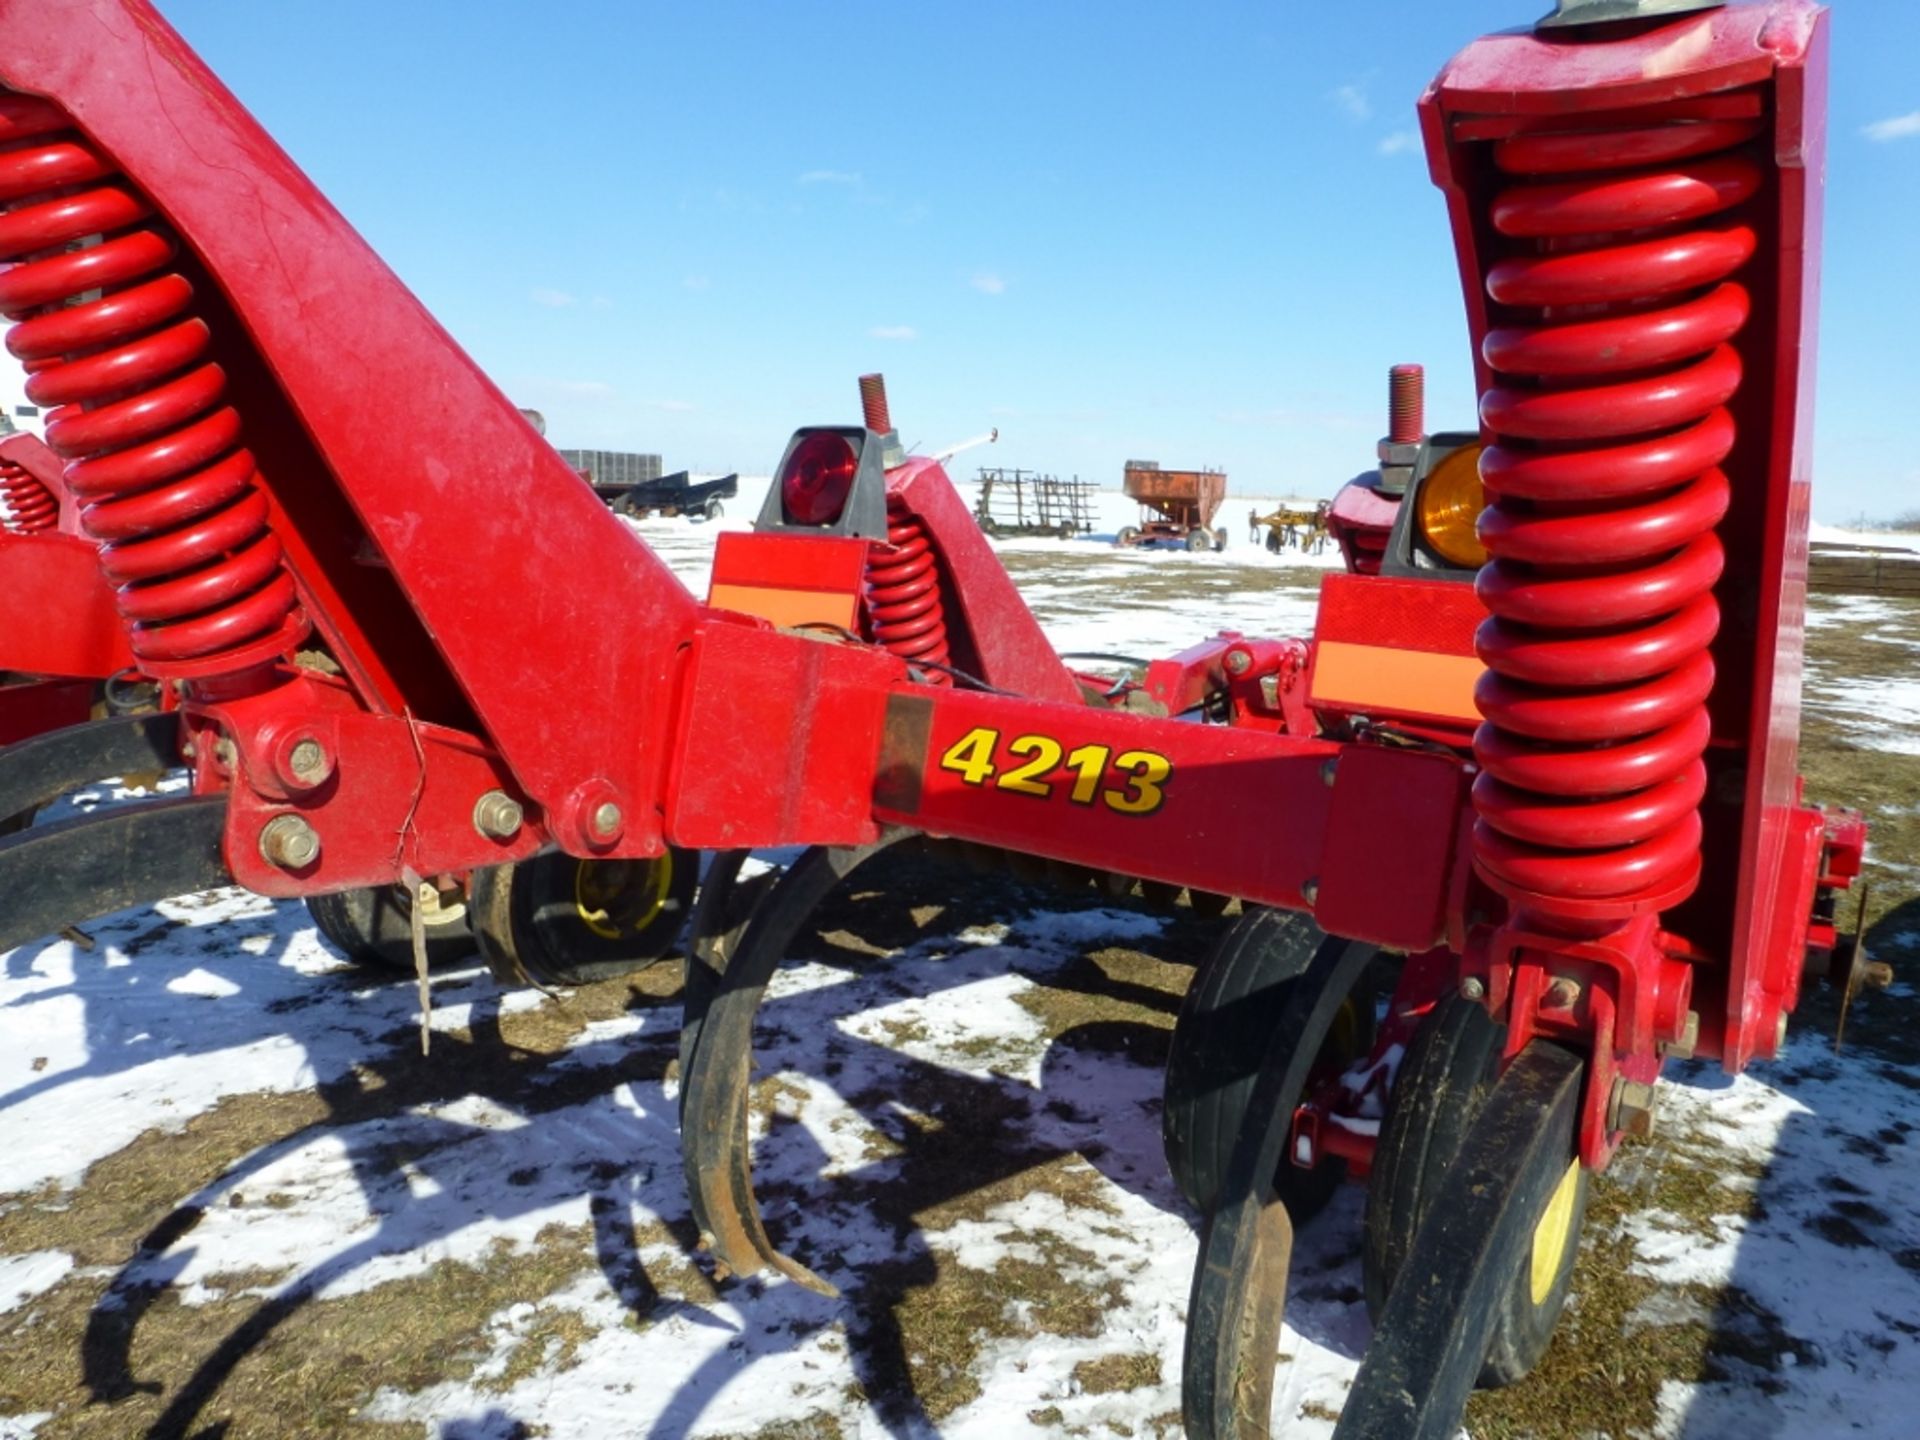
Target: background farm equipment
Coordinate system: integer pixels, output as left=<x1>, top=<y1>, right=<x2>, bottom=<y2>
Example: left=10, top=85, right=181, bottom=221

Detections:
left=601, top=469, right=739, bottom=522
left=972, top=466, right=1096, bottom=538
left=1119, top=460, right=1229, bottom=550
left=0, top=3, right=1869, bottom=1439
left=1249, top=500, right=1332, bottom=554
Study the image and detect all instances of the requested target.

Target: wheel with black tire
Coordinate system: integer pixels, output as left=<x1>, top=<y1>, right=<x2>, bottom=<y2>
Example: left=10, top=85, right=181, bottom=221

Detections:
left=1184, top=528, right=1211, bottom=553
left=1211, top=527, right=1228, bottom=551
left=1363, top=993, right=1590, bottom=1388
left=1163, top=908, right=1376, bottom=1216
left=471, top=845, right=699, bottom=986
left=307, top=884, right=475, bottom=972
left=702, top=498, right=724, bottom=522
left=1117, top=525, right=1140, bottom=547
left=1265, top=529, right=1283, bottom=554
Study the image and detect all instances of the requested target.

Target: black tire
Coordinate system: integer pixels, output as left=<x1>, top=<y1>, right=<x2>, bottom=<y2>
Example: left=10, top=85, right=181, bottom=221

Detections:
left=1212, top=528, right=1228, bottom=551
left=472, top=845, right=698, bottom=986
left=307, top=885, right=475, bottom=972
left=702, top=498, right=724, bottom=522
left=1265, top=529, right=1283, bottom=554
left=1364, top=994, right=1589, bottom=1388
left=1117, top=525, right=1140, bottom=547
left=1164, top=908, right=1376, bottom=1216
left=1184, top=528, right=1211, bottom=553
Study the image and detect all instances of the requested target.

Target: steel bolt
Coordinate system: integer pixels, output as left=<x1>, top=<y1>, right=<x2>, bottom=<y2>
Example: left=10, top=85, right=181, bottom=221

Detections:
left=858, top=372, right=892, bottom=433
left=1223, top=648, right=1252, bottom=676
left=1609, top=1078, right=1659, bottom=1139
left=258, top=814, right=321, bottom=870
left=1459, top=976, right=1487, bottom=1002
left=1662, top=1009, right=1701, bottom=1061
left=1320, top=758, right=1338, bottom=788
left=1388, top=363, right=1426, bottom=445
left=473, top=789, right=525, bottom=841
left=592, top=801, right=623, bottom=838
left=213, top=737, right=237, bottom=770
left=1542, top=976, right=1582, bottom=1010
left=181, top=740, right=197, bottom=761
left=288, top=738, right=330, bottom=785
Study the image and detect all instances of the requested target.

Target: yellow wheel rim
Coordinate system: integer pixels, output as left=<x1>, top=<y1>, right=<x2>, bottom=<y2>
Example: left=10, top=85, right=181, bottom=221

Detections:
left=1529, top=1160, right=1582, bottom=1306
left=573, top=854, right=673, bottom=942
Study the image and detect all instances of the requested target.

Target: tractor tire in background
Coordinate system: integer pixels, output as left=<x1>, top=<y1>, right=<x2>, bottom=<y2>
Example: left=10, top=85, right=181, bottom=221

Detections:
left=702, top=497, right=724, bottom=522
left=307, top=885, right=475, bottom=972
left=1212, top=527, right=1228, bottom=551
left=1185, top=528, right=1211, bottom=553
left=472, top=845, right=698, bottom=987
left=1363, top=993, right=1590, bottom=1388
left=1163, top=907, right=1377, bottom=1216
left=1117, top=525, right=1140, bottom=547
left=1266, top=529, right=1284, bottom=554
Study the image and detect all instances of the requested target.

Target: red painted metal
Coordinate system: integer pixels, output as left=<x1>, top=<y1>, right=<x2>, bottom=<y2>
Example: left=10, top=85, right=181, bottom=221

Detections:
left=0, top=0, right=1846, bottom=1194
left=0, top=445, right=54, bottom=533
left=1142, top=633, right=1312, bottom=732
left=0, top=432, right=75, bottom=531
left=1325, top=477, right=1399, bottom=575
left=1426, top=2, right=1834, bottom=1139
left=0, top=676, right=93, bottom=746
left=1469, top=113, right=1755, bottom=916
left=864, top=495, right=954, bottom=682
left=0, top=0, right=694, bottom=861
left=0, top=92, right=308, bottom=682
left=879, top=458, right=1085, bottom=705
left=0, top=524, right=134, bottom=680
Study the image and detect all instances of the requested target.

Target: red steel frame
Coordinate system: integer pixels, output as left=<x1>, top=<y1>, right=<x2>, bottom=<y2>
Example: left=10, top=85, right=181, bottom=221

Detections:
left=0, top=0, right=1851, bottom=1171
left=0, top=429, right=133, bottom=740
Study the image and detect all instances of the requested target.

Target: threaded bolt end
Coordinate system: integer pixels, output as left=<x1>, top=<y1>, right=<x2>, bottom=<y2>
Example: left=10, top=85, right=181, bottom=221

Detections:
left=859, top=373, right=892, bottom=433
left=1388, top=363, right=1425, bottom=444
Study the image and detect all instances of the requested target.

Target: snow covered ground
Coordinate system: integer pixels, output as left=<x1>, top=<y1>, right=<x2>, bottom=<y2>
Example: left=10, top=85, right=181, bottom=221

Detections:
left=3, top=501, right=1918, bottom=1440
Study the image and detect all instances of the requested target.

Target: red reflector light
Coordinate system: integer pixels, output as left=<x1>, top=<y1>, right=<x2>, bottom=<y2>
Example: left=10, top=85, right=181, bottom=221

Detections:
left=780, top=432, right=859, bottom=525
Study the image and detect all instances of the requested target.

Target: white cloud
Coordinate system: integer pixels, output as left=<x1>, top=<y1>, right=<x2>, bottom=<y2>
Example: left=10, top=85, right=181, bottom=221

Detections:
left=970, top=273, right=1007, bottom=296
left=1331, top=84, right=1371, bottom=123
left=868, top=325, right=917, bottom=342
left=531, top=287, right=577, bottom=308
left=1377, top=130, right=1420, bottom=157
left=1863, top=110, right=1920, bottom=142
left=798, top=169, right=863, bottom=186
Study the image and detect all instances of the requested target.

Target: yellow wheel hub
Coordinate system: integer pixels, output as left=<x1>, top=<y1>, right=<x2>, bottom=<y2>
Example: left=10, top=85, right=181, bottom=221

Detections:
left=573, top=854, right=673, bottom=942
left=1529, top=1160, right=1582, bottom=1306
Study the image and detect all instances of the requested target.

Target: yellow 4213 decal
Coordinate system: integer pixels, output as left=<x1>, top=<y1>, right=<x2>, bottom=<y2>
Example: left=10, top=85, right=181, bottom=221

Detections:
left=936, top=726, right=1171, bottom=815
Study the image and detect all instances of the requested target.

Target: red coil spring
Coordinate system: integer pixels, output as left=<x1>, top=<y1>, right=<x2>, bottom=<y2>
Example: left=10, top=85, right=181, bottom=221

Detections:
left=0, top=93, right=306, bottom=679
left=0, top=453, right=56, bottom=533
left=1470, top=115, right=1764, bottom=919
left=865, top=494, right=952, bottom=683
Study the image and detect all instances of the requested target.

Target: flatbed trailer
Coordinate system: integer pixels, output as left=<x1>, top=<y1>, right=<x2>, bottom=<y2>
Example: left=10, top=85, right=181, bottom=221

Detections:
left=601, top=470, right=739, bottom=522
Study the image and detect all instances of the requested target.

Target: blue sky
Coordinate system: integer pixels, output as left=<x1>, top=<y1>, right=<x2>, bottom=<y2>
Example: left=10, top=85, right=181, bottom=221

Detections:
left=157, top=0, right=1918, bottom=522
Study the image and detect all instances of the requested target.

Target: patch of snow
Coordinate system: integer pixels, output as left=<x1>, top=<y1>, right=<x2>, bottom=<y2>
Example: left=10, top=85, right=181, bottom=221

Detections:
left=0, top=1251, right=73, bottom=1315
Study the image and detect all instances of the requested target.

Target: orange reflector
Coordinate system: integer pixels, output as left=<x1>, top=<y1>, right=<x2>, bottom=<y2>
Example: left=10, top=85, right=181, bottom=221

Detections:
left=708, top=531, right=869, bottom=631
